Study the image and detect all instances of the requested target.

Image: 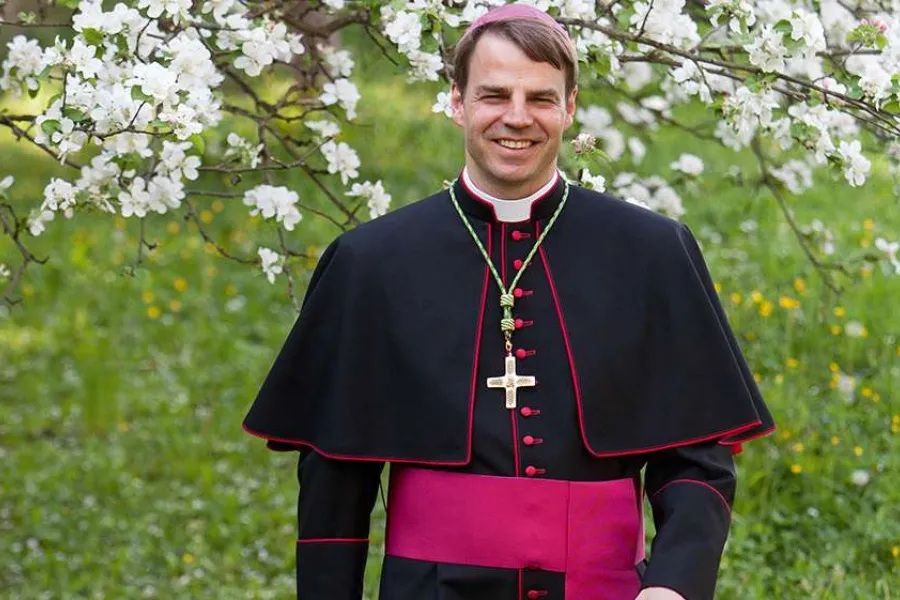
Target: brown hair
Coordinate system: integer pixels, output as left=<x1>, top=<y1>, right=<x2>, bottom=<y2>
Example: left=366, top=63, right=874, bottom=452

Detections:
left=453, top=18, right=579, bottom=97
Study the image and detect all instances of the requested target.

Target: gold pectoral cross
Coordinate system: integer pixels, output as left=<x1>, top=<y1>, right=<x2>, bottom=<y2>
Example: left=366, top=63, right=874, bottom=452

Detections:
left=487, top=355, right=536, bottom=409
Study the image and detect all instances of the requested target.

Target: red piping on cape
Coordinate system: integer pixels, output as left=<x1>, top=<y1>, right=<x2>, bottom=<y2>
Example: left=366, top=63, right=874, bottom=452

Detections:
left=242, top=227, right=491, bottom=466
left=652, top=479, right=732, bottom=513
left=535, top=222, right=766, bottom=458
left=502, top=223, right=522, bottom=478
left=459, top=170, right=559, bottom=222
left=296, top=538, right=369, bottom=544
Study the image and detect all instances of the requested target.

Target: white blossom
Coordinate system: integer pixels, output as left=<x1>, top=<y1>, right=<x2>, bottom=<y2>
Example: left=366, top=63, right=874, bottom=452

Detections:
left=874, top=238, right=900, bottom=274
left=771, top=160, right=814, bottom=194
left=580, top=170, right=607, bottom=192
left=258, top=247, right=284, bottom=284
left=160, top=141, right=201, bottom=181
left=243, top=185, right=303, bottom=231
left=407, top=50, right=444, bottom=82
left=346, top=180, right=393, bottom=219
left=837, top=140, right=871, bottom=187
left=321, top=141, right=360, bottom=184
left=320, top=45, right=355, bottom=77
left=628, top=0, right=700, bottom=48
left=382, top=9, right=423, bottom=54
left=320, top=78, right=361, bottom=120
left=745, top=24, right=788, bottom=73
left=844, top=321, right=867, bottom=338
left=118, top=177, right=152, bottom=218
left=0, top=176, right=13, bottom=192
left=670, top=153, right=704, bottom=176
left=0, top=35, right=44, bottom=95
left=790, top=9, right=826, bottom=58
left=305, top=120, right=341, bottom=139
left=850, top=469, right=870, bottom=487
left=432, top=91, right=453, bottom=118
left=0, top=264, right=10, bottom=279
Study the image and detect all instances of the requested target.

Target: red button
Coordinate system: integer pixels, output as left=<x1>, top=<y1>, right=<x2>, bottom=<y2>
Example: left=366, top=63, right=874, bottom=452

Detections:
left=513, top=288, right=524, bottom=298
left=525, top=465, right=538, bottom=477
left=520, top=406, right=532, bottom=417
left=513, top=259, right=523, bottom=269
left=512, top=230, right=522, bottom=241
left=515, top=348, right=527, bottom=359
left=527, top=591, right=543, bottom=600
left=523, top=435, right=535, bottom=446
left=515, top=318, right=524, bottom=329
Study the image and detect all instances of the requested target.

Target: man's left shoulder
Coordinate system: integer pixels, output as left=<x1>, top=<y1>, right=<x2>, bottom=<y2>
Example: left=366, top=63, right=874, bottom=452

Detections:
left=565, top=184, right=687, bottom=251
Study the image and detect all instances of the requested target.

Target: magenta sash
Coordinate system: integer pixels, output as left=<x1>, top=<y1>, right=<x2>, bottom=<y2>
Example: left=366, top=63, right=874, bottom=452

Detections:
left=385, top=467, right=645, bottom=600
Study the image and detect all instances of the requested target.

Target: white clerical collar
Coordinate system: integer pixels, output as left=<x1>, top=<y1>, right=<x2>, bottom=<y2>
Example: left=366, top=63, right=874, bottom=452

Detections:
left=462, top=167, right=560, bottom=223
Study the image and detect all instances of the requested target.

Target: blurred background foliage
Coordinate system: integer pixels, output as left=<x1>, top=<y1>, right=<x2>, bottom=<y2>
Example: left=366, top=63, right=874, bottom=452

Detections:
left=1, top=16, right=900, bottom=600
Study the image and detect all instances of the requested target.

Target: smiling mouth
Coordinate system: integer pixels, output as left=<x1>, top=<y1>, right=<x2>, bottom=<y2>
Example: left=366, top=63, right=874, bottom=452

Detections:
left=494, top=139, right=536, bottom=150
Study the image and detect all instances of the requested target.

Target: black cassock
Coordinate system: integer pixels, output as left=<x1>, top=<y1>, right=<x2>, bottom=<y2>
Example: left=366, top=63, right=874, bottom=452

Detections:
left=243, top=176, right=775, bottom=600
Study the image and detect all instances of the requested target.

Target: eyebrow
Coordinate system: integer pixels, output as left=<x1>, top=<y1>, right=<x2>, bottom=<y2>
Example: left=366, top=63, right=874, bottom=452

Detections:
left=474, top=86, right=561, bottom=102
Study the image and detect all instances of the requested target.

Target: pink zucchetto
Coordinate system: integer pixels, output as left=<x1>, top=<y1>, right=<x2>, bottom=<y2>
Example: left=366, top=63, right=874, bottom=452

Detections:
left=459, top=3, right=570, bottom=43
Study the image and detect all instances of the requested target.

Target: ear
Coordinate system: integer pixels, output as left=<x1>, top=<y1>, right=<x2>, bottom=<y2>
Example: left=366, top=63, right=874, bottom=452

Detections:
left=563, top=86, right=578, bottom=129
left=451, top=82, right=465, bottom=127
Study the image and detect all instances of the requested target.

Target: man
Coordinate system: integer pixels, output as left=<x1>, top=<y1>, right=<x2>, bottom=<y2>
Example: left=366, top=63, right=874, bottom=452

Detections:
left=243, top=5, right=775, bottom=600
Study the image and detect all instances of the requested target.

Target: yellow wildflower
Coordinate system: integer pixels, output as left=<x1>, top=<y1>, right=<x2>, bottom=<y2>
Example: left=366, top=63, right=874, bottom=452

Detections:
left=142, top=290, right=155, bottom=304
left=167, top=221, right=180, bottom=234
left=829, top=362, right=839, bottom=373
left=117, top=421, right=130, bottom=433
left=864, top=218, right=875, bottom=231
left=830, top=325, right=842, bottom=336
left=854, top=446, right=863, bottom=457
left=831, top=436, right=840, bottom=446
left=792, top=443, right=804, bottom=453
left=730, top=292, right=743, bottom=305
left=861, top=387, right=873, bottom=398
left=793, top=278, right=807, bottom=294
left=169, top=300, right=182, bottom=312
left=204, top=242, right=217, bottom=255
left=147, top=306, right=161, bottom=319
left=786, top=358, right=799, bottom=369
left=892, top=546, right=900, bottom=559
left=873, top=392, right=881, bottom=403
left=781, top=430, right=792, bottom=440
left=206, top=265, right=218, bottom=277
left=753, top=373, right=762, bottom=383
left=759, top=301, right=774, bottom=317
left=790, top=464, right=803, bottom=475
left=174, top=278, right=188, bottom=292
left=750, top=290, right=763, bottom=303
left=212, top=200, right=225, bottom=213
left=183, top=553, right=194, bottom=564
left=775, top=374, right=784, bottom=385
left=779, top=296, right=800, bottom=309
left=225, top=283, right=238, bottom=296
left=714, top=282, right=722, bottom=293
left=834, top=307, right=846, bottom=317
left=200, top=210, right=214, bottom=224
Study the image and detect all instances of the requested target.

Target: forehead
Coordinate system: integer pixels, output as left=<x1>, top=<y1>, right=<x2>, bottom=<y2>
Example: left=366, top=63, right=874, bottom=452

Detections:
left=467, top=33, right=566, bottom=92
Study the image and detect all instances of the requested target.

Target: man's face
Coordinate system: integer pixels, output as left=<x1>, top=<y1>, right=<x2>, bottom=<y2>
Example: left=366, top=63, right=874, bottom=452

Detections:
left=451, top=32, right=577, bottom=199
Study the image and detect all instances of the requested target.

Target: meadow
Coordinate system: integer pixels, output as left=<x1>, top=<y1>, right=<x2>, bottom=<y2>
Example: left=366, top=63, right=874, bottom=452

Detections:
left=2, top=38, right=900, bottom=600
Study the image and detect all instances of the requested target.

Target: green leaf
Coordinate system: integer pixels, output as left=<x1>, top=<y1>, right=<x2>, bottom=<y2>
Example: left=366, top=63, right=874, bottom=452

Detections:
left=881, top=100, right=900, bottom=114
left=774, top=19, right=792, bottom=35
left=82, top=28, right=104, bottom=46
left=593, top=53, right=611, bottom=79
left=189, top=134, right=206, bottom=156
left=131, top=87, right=152, bottom=102
left=876, top=33, right=888, bottom=50
left=63, top=107, right=87, bottom=122
left=40, top=119, right=61, bottom=135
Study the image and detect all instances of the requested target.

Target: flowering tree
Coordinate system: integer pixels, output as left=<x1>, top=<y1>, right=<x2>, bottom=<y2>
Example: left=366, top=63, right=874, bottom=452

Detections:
left=2, top=0, right=900, bottom=308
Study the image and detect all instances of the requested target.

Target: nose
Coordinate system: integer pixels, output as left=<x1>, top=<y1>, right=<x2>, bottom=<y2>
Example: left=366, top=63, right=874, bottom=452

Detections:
left=503, top=94, right=533, bottom=129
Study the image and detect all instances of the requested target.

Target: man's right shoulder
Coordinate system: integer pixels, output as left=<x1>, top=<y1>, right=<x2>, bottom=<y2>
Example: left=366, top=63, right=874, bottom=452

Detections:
left=333, top=188, right=453, bottom=256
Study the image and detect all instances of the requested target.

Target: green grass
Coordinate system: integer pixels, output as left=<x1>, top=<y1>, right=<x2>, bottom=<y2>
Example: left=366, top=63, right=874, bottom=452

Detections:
left=2, top=67, right=900, bottom=599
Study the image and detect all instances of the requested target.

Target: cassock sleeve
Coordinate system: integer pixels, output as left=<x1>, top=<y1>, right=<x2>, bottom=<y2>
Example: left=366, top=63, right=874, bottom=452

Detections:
left=640, top=440, right=736, bottom=600
left=295, top=450, right=384, bottom=599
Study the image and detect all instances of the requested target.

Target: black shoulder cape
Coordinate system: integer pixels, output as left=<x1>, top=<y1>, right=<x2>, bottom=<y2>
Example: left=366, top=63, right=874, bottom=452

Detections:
left=243, top=179, right=774, bottom=462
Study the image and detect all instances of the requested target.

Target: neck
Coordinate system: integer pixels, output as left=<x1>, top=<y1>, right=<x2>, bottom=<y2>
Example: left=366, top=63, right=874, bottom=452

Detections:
left=462, top=168, right=560, bottom=223
left=464, top=167, right=558, bottom=201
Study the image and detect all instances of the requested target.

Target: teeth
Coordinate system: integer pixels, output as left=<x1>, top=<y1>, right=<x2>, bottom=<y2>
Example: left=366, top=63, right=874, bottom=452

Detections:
left=497, top=139, right=533, bottom=149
